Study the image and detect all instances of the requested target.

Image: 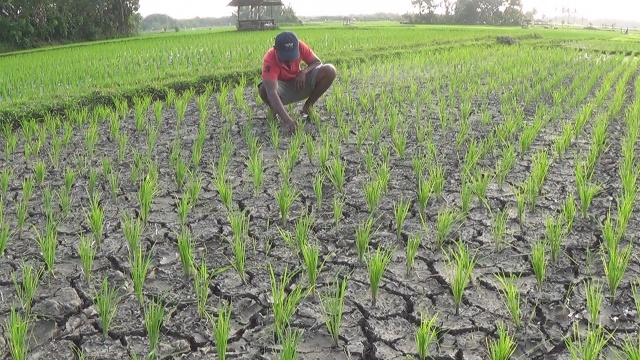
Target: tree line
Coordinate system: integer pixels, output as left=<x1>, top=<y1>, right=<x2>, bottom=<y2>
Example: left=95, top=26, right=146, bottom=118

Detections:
left=407, top=0, right=533, bottom=25
left=139, top=4, right=301, bottom=32
left=0, top=0, right=141, bottom=48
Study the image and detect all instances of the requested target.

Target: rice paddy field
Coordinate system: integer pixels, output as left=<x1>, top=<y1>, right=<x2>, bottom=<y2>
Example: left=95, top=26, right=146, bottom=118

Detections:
left=2, top=23, right=640, bottom=360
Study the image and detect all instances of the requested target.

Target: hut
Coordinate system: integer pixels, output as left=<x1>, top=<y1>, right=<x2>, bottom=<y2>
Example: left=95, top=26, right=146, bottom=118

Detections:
left=227, top=0, right=284, bottom=30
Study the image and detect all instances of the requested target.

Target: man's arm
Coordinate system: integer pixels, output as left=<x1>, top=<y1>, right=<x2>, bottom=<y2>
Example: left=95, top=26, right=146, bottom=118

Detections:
left=262, top=78, right=296, bottom=130
left=299, top=42, right=322, bottom=73
left=301, top=53, right=322, bottom=75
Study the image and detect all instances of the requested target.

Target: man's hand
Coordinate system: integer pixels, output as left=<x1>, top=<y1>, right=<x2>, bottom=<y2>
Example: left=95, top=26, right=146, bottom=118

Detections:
left=295, top=71, right=306, bottom=91
left=283, top=118, right=298, bottom=134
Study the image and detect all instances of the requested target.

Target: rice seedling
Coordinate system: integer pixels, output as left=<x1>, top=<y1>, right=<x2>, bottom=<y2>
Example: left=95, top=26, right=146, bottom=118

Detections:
left=269, top=265, right=307, bottom=341
left=187, top=174, right=202, bottom=209
left=320, top=275, right=347, bottom=348
left=85, top=122, right=99, bottom=157
left=34, top=215, right=58, bottom=275
left=142, top=297, right=166, bottom=356
left=325, top=157, right=345, bottom=193
left=0, top=220, right=9, bottom=257
left=208, top=301, right=232, bottom=360
left=129, top=244, right=153, bottom=304
left=43, top=185, right=53, bottom=217
left=12, top=262, right=43, bottom=314
left=416, top=311, right=439, bottom=360
left=33, top=160, right=45, bottom=185
left=246, top=149, right=264, bottom=197
left=366, top=246, right=396, bottom=307
left=615, top=193, right=634, bottom=239
left=275, top=180, right=300, bottom=227
left=406, top=235, right=421, bottom=276
left=391, top=127, right=408, bottom=159
left=355, top=215, right=376, bottom=262
left=631, top=278, right=640, bottom=319
left=575, top=161, right=601, bottom=217
left=176, top=227, right=195, bottom=276
left=434, top=207, right=458, bottom=248
left=554, top=122, right=574, bottom=157
left=215, top=173, right=233, bottom=212
left=22, top=176, right=34, bottom=203
left=86, top=192, right=105, bottom=244
left=270, top=119, right=280, bottom=150
left=5, top=306, right=31, bottom=360
left=78, top=234, right=96, bottom=282
left=565, top=322, right=612, bottom=360
left=429, top=164, right=445, bottom=199
left=0, top=167, right=11, bottom=197
left=380, top=143, right=391, bottom=165
left=445, top=239, right=477, bottom=315
left=584, top=279, right=603, bottom=326
left=486, top=322, right=517, bottom=360
left=376, top=160, right=390, bottom=193
left=176, top=193, right=190, bottom=229
left=530, top=240, right=547, bottom=289
left=333, top=194, right=343, bottom=231
left=94, top=276, right=120, bottom=337
left=416, top=177, right=433, bottom=217
left=614, top=334, right=640, bottom=359
left=363, top=146, right=375, bottom=175
left=228, top=209, right=249, bottom=283
left=301, top=241, right=325, bottom=293
left=602, top=242, right=632, bottom=303
left=562, top=194, right=576, bottom=232
left=496, top=144, right=515, bottom=188
left=546, top=216, right=565, bottom=262
left=138, top=170, right=158, bottom=223
left=112, top=117, right=127, bottom=154
left=364, top=178, right=383, bottom=214
left=87, top=167, right=99, bottom=197
left=275, top=328, right=303, bottom=360
left=490, top=208, right=509, bottom=250
left=393, top=197, right=411, bottom=240
left=122, top=212, right=143, bottom=255
left=495, top=273, right=522, bottom=327
left=294, top=211, right=313, bottom=250
left=16, top=198, right=28, bottom=234
left=193, top=259, right=215, bottom=319
left=313, top=172, right=324, bottom=210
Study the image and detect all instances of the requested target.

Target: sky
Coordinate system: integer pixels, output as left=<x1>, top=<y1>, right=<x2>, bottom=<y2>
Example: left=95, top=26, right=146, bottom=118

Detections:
left=137, top=0, right=639, bottom=22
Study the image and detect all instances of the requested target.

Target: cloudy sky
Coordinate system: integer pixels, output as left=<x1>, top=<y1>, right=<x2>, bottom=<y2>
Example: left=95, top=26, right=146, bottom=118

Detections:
left=138, top=0, right=638, bottom=22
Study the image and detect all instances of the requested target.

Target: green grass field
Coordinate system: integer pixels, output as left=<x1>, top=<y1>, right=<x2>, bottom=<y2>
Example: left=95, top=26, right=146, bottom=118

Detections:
left=1, top=22, right=637, bottom=123
left=1, top=22, right=640, bottom=360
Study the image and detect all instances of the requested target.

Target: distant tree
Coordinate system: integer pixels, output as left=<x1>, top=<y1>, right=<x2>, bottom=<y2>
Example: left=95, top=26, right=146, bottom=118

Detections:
left=502, top=0, right=524, bottom=25
left=0, top=0, right=140, bottom=49
left=454, top=0, right=480, bottom=24
left=412, top=0, right=437, bottom=16
left=231, top=2, right=299, bottom=23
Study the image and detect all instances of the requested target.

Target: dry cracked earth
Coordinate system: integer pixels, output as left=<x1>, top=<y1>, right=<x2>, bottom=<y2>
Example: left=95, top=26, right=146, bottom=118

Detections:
left=1, top=55, right=640, bottom=360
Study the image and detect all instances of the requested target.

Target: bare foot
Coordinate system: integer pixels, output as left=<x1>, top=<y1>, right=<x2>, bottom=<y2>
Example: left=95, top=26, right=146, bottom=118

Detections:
left=301, top=103, right=314, bottom=116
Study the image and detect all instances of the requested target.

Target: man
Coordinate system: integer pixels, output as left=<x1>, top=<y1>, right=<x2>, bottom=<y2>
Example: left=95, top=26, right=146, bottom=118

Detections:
left=258, top=31, right=336, bottom=134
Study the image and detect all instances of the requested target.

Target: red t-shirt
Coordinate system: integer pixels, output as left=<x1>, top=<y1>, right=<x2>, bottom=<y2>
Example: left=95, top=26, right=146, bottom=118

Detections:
left=261, top=41, right=317, bottom=82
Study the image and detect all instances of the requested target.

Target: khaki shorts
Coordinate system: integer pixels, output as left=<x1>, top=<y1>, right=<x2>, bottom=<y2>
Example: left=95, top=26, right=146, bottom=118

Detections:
left=259, top=64, right=324, bottom=106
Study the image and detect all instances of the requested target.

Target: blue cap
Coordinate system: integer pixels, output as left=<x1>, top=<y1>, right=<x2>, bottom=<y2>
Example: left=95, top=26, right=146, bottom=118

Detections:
left=274, top=31, right=300, bottom=61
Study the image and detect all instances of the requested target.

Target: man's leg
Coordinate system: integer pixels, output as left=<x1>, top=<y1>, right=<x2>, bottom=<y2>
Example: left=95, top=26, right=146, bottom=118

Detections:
left=302, top=64, right=337, bottom=114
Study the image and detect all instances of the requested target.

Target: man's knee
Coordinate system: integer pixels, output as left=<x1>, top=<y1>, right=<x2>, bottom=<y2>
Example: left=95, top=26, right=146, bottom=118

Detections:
left=258, top=83, right=269, bottom=103
left=319, top=64, right=337, bottom=82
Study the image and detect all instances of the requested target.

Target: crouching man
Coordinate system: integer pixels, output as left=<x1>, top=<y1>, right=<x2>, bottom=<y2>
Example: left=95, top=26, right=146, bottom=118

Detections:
left=258, top=31, right=337, bottom=134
